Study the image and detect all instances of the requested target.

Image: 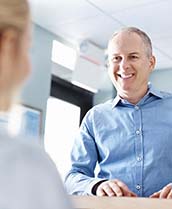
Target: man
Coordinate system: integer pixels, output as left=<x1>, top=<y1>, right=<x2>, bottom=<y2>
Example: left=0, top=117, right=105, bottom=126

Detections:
left=65, top=27, right=172, bottom=198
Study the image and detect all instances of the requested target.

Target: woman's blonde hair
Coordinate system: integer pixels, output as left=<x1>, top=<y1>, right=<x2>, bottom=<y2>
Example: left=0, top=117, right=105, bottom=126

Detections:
left=0, top=0, right=29, bottom=34
left=0, top=0, right=30, bottom=111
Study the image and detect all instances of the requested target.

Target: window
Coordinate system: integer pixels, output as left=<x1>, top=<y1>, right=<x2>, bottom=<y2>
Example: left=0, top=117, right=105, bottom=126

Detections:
left=51, top=40, right=77, bottom=71
left=44, top=97, right=80, bottom=180
left=0, top=104, right=41, bottom=139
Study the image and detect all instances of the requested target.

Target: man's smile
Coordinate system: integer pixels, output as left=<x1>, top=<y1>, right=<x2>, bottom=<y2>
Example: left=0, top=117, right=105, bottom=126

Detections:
left=117, top=73, right=135, bottom=79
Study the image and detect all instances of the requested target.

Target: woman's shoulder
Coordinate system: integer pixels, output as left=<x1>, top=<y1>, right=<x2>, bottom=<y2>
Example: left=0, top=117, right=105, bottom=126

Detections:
left=0, top=133, right=72, bottom=209
left=0, top=133, right=56, bottom=174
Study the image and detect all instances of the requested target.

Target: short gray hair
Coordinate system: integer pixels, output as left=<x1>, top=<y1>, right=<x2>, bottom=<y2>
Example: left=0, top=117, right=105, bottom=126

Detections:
left=108, top=27, right=153, bottom=57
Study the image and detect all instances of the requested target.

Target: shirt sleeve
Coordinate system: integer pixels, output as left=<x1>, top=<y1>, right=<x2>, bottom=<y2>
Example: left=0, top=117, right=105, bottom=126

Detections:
left=64, top=109, right=106, bottom=195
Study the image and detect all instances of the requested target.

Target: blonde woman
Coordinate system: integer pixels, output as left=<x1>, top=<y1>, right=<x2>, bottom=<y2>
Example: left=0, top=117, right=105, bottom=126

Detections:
left=0, top=0, right=71, bottom=208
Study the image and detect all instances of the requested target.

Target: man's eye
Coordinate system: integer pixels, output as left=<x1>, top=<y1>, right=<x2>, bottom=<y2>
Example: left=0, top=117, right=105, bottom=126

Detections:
left=113, top=56, right=121, bottom=62
left=130, top=55, right=138, bottom=59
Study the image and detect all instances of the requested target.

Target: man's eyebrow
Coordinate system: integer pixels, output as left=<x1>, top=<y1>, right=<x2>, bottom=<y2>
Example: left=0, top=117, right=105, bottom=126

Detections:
left=129, top=52, right=140, bottom=55
left=108, top=52, right=140, bottom=58
left=109, top=53, right=120, bottom=57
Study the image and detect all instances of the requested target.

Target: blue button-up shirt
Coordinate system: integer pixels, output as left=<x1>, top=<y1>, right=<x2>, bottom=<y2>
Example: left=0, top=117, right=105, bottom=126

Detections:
left=65, top=84, right=172, bottom=197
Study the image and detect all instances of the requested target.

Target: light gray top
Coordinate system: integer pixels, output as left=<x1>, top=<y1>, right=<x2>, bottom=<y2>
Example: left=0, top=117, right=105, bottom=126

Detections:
left=0, top=133, right=72, bottom=209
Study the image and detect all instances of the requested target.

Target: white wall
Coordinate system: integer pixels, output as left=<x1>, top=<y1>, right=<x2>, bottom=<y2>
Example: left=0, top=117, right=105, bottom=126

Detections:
left=20, top=24, right=54, bottom=143
left=150, top=69, right=172, bottom=92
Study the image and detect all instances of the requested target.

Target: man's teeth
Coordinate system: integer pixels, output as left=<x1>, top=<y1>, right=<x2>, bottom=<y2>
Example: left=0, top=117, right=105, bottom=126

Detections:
left=119, top=74, right=133, bottom=79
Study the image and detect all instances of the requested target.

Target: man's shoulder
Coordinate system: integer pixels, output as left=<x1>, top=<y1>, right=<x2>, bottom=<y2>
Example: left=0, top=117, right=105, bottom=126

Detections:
left=91, top=99, right=113, bottom=112
left=149, top=83, right=172, bottom=100
left=84, top=99, right=113, bottom=121
left=158, top=90, right=172, bottom=99
left=1, top=134, right=54, bottom=168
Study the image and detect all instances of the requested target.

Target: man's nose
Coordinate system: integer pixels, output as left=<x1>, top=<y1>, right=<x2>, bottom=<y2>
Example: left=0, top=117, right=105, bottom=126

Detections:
left=119, top=58, right=130, bottom=70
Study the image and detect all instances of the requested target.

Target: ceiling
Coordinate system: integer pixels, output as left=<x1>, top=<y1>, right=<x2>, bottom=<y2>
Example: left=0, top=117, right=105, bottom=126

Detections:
left=29, top=0, right=172, bottom=70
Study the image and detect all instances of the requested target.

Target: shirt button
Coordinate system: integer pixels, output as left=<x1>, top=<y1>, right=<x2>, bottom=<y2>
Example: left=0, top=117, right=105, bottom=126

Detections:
left=136, top=184, right=141, bottom=190
left=136, top=130, right=140, bottom=135
left=135, top=105, right=139, bottom=110
left=137, top=156, right=142, bottom=162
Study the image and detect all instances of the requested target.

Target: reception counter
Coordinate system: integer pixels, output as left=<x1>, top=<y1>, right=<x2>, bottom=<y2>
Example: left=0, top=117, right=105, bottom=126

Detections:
left=70, top=195, right=172, bottom=209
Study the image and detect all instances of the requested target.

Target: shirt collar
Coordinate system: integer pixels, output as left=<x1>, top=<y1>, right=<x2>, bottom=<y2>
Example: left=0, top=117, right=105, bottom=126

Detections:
left=147, top=83, right=164, bottom=99
left=112, top=95, right=121, bottom=108
left=111, top=83, right=164, bottom=108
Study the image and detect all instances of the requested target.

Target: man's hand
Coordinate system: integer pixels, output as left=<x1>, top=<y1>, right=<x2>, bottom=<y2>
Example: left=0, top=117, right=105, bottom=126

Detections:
left=96, top=179, right=137, bottom=197
left=150, top=183, right=172, bottom=199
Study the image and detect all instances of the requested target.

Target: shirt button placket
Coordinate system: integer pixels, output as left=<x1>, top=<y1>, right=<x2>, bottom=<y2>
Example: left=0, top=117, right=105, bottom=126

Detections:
left=136, top=156, right=142, bottom=162
left=136, top=130, right=141, bottom=135
left=134, top=105, right=143, bottom=196
left=136, top=184, right=141, bottom=190
left=135, top=105, right=139, bottom=110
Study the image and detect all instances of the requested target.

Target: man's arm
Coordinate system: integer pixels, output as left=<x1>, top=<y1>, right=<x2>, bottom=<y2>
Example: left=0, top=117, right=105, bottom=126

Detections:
left=65, top=171, right=106, bottom=195
left=64, top=108, right=137, bottom=197
left=64, top=111, right=105, bottom=195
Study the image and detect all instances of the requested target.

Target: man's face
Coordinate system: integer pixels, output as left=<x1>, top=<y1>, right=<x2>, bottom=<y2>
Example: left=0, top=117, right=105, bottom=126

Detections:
left=107, top=31, right=155, bottom=98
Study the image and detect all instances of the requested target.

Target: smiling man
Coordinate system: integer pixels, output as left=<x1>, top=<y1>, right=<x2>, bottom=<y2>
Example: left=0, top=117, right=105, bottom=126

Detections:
left=65, top=27, right=172, bottom=199
left=107, top=28, right=155, bottom=105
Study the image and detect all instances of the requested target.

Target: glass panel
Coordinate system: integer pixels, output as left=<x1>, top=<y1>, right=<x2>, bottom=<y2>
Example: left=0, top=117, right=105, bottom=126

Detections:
left=0, top=104, right=41, bottom=139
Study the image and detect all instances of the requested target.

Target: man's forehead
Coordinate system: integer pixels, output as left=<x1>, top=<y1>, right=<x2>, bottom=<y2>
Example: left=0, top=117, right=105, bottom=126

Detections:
left=108, top=32, right=145, bottom=54
left=110, top=31, right=142, bottom=45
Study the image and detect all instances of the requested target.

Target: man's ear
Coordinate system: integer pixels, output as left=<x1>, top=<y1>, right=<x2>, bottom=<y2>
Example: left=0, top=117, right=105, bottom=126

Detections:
left=149, top=55, right=156, bottom=72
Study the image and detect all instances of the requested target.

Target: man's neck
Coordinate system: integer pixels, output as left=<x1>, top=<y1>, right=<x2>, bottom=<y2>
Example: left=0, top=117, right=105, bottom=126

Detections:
left=118, top=87, right=149, bottom=105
